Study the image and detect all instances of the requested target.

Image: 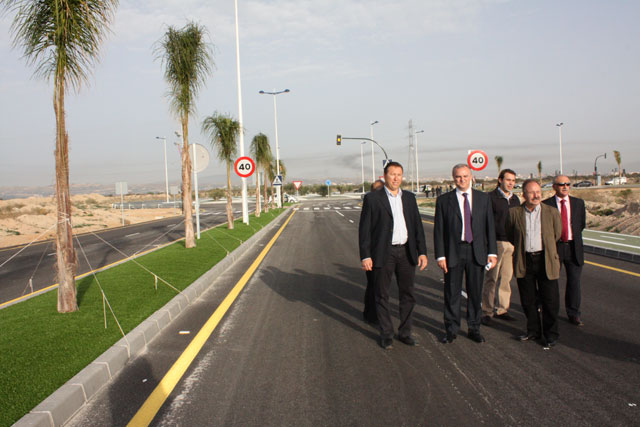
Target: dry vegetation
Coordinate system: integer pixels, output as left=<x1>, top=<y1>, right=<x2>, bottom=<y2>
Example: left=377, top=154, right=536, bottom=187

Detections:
left=0, top=194, right=179, bottom=248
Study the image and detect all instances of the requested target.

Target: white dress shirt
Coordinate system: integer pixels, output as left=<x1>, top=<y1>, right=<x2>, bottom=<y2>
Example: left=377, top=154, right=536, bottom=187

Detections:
left=385, top=186, right=408, bottom=245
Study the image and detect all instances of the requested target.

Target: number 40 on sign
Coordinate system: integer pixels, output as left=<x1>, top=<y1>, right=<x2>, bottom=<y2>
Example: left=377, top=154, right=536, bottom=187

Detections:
left=467, top=150, right=488, bottom=171
left=234, top=156, right=256, bottom=178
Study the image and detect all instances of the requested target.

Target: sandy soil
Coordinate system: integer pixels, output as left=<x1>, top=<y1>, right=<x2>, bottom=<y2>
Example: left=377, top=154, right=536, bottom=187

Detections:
left=0, top=194, right=180, bottom=248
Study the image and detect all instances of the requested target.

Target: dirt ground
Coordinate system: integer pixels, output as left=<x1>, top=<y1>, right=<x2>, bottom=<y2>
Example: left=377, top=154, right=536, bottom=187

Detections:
left=0, top=194, right=180, bottom=248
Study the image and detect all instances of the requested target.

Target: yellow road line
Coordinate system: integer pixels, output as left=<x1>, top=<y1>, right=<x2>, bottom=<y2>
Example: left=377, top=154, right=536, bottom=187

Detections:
left=585, top=260, right=640, bottom=277
left=127, top=210, right=296, bottom=427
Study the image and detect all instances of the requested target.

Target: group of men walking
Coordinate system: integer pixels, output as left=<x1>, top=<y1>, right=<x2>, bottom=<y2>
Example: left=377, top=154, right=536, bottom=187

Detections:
left=359, top=161, right=585, bottom=350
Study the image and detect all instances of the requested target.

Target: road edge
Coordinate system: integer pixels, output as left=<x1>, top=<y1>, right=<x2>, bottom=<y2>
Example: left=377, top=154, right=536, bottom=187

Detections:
left=13, top=208, right=292, bottom=427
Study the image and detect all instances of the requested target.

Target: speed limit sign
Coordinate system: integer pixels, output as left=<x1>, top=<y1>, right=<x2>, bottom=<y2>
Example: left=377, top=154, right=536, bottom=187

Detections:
left=467, top=150, right=488, bottom=171
left=234, top=156, right=256, bottom=178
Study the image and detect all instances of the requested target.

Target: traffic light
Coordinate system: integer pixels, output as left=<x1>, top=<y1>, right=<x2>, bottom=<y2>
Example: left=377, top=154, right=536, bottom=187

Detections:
left=336, top=134, right=341, bottom=145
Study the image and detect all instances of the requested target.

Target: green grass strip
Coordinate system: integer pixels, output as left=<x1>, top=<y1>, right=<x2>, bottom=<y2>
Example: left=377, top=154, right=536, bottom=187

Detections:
left=0, top=209, right=284, bottom=426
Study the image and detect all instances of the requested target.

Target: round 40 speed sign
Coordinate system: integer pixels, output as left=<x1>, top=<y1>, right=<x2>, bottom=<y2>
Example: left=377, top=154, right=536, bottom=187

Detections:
left=467, top=150, right=488, bottom=171
left=234, top=156, right=256, bottom=178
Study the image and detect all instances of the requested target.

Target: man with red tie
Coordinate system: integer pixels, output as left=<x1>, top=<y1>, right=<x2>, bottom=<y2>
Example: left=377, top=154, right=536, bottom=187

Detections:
left=543, top=175, right=586, bottom=326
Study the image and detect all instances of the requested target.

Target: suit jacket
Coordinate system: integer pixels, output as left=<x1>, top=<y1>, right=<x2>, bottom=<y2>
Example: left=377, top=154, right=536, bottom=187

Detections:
left=506, top=203, right=562, bottom=280
left=359, top=188, right=427, bottom=267
left=542, top=195, right=586, bottom=265
left=433, top=189, right=497, bottom=268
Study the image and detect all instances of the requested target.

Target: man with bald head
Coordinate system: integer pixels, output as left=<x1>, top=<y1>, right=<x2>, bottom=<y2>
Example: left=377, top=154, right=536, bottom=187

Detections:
left=543, top=175, right=586, bottom=326
left=506, top=179, right=562, bottom=348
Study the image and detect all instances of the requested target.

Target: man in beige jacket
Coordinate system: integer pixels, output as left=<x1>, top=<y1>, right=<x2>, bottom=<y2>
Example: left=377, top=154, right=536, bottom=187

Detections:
left=506, top=179, right=562, bottom=348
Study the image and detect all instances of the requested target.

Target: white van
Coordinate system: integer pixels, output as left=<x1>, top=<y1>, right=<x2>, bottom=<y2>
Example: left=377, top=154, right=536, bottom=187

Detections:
left=605, top=176, right=627, bottom=185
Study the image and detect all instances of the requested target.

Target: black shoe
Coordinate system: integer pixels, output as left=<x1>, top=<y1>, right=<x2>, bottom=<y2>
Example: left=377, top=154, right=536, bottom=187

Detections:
left=481, top=315, right=492, bottom=326
left=518, top=333, right=541, bottom=342
left=397, top=335, right=416, bottom=346
left=468, top=331, right=485, bottom=343
left=440, top=332, right=456, bottom=344
left=380, top=337, right=393, bottom=349
left=495, top=312, right=517, bottom=322
left=543, top=339, right=557, bottom=350
left=568, top=316, right=584, bottom=326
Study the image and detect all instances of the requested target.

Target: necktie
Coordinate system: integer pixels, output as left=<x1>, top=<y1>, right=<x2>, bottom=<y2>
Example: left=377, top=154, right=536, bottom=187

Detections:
left=561, top=199, right=569, bottom=242
left=463, top=193, right=473, bottom=243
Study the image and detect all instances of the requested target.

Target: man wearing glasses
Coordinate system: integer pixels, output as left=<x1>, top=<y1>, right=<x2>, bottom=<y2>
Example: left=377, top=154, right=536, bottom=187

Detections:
left=543, top=175, right=586, bottom=326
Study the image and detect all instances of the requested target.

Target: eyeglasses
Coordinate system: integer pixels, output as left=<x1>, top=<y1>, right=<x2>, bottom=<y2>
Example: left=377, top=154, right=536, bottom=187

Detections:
left=555, top=183, right=571, bottom=187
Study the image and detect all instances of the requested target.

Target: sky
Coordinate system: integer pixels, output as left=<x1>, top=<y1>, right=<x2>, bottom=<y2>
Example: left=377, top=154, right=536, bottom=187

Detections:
left=1, top=0, right=639, bottom=191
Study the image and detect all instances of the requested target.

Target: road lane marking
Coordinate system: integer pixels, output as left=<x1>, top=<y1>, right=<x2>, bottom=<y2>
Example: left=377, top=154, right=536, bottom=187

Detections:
left=585, top=261, right=640, bottom=277
left=349, top=219, right=354, bottom=223
left=313, top=207, right=319, bottom=210
left=127, top=210, right=296, bottom=426
left=334, top=207, right=341, bottom=210
left=583, top=237, right=640, bottom=250
left=304, top=207, right=309, bottom=211
left=598, top=236, right=625, bottom=240
left=335, top=211, right=344, bottom=217
left=126, top=233, right=141, bottom=238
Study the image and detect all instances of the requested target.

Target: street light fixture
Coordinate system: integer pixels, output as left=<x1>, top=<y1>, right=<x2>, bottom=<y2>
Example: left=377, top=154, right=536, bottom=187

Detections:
left=594, top=152, right=606, bottom=186
left=234, top=0, right=249, bottom=224
left=370, top=120, right=379, bottom=182
left=360, top=141, right=367, bottom=193
left=155, top=136, right=169, bottom=203
left=556, top=122, right=564, bottom=175
left=414, top=130, right=424, bottom=192
left=259, top=89, right=290, bottom=208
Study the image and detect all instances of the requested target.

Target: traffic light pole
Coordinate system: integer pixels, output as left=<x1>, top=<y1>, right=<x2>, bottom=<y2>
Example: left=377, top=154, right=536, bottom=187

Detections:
left=337, top=135, right=389, bottom=164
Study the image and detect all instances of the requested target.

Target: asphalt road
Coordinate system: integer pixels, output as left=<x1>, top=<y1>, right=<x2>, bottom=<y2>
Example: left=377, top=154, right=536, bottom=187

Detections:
left=66, top=198, right=640, bottom=426
left=0, top=202, right=249, bottom=305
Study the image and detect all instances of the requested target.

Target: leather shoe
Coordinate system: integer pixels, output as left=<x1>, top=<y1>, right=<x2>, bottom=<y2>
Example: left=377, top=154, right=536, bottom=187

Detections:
left=380, top=338, right=393, bottom=350
left=568, top=316, right=584, bottom=326
left=495, top=312, right=517, bottom=322
left=440, top=332, right=456, bottom=343
left=481, top=315, right=492, bottom=326
left=397, top=335, right=416, bottom=346
left=468, top=331, right=485, bottom=343
left=518, top=333, right=540, bottom=342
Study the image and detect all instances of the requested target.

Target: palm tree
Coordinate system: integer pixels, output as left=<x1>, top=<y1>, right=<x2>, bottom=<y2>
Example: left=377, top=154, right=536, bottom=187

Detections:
left=268, top=159, right=286, bottom=208
left=155, top=22, right=213, bottom=248
left=537, top=161, right=542, bottom=184
left=250, top=133, right=272, bottom=217
left=202, top=113, right=240, bottom=229
left=613, top=150, right=622, bottom=178
left=495, top=155, right=503, bottom=176
left=2, top=0, right=118, bottom=312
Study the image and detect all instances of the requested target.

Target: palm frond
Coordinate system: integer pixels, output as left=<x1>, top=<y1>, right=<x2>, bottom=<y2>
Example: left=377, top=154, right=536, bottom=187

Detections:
left=201, top=112, right=240, bottom=163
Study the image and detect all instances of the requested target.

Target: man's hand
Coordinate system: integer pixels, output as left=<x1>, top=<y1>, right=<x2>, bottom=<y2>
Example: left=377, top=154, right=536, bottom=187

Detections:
left=437, top=258, right=448, bottom=274
left=487, top=255, right=498, bottom=270
left=418, top=255, right=428, bottom=271
left=362, top=258, right=373, bottom=271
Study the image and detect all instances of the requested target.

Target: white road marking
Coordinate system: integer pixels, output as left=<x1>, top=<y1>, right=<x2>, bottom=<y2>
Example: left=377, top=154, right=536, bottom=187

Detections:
left=126, top=232, right=140, bottom=238
left=583, top=237, right=640, bottom=249
left=349, top=219, right=354, bottom=223
left=47, top=253, right=56, bottom=256
left=314, top=207, right=319, bottom=210
left=324, top=207, right=330, bottom=210
left=344, top=207, right=352, bottom=210
left=335, top=211, right=344, bottom=217
left=179, top=331, right=190, bottom=335
left=599, top=236, right=625, bottom=240
left=334, top=207, right=341, bottom=210
left=304, top=207, right=310, bottom=211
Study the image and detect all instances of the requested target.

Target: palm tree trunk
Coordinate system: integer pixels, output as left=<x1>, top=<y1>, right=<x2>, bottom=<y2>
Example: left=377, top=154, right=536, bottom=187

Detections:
left=54, top=77, right=78, bottom=313
left=226, top=161, right=234, bottom=229
left=263, top=167, right=269, bottom=213
left=255, top=171, right=261, bottom=217
left=181, top=115, right=196, bottom=248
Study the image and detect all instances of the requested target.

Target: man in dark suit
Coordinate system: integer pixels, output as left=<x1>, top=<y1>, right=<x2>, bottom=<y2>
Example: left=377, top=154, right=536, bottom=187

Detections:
left=434, top=164, right=497, bottom=344
left=543, top=175, right=586, bottom=326
left=363, top=179, right=385, bottom=325
left=359, top=162, right=428, bottom=349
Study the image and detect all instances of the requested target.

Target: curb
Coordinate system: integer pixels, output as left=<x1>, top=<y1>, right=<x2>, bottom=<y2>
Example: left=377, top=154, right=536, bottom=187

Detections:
left=584, top=244, right=640, bottom=264
left=13, top=209, right=291, bottom=427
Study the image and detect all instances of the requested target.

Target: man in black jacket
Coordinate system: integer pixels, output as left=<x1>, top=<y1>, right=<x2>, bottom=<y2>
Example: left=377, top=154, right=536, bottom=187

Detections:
left=481, top=169, right=521, bottom=325
left=359, top=162, right=428, bottom=349
left=543, top=175, right=586, bottom=326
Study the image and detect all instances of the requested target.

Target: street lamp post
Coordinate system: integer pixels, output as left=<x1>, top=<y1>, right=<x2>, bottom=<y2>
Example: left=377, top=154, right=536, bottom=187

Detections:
left=360, top=141, right=366, bottom=193
left=414, top=130, right=424, bottom=192
left=370, top=120, right=379, bottom=182
left=556, top=122, right=564, bottom=175
left=234, top=0, right=249, bottom=224
left=259, top=89, right=290, bottom=208
left=155, top=136, right=169, bottom=203
left=594, top=152, right=607, bottom=186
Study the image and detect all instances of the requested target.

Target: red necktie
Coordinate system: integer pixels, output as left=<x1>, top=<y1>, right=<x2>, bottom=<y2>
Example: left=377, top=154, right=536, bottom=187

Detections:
left=561, top=199, right=569, bottom=242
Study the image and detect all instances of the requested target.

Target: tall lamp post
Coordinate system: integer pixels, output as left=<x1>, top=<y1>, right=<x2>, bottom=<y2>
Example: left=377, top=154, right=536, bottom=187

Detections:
left=594, top=152, right=606, bottom=186
left=370, top=120, right=379, bottom=182
left=414, top=130, right=424, bottom=192
left=556, top=122, right=564, bottom=175
left=234, top=0, right=249, bottom=224
left=155, top=136, right=169, bottom=203
left=360, top=141, right=367, bottom=193
left=259, top=89, right=290, bottom=208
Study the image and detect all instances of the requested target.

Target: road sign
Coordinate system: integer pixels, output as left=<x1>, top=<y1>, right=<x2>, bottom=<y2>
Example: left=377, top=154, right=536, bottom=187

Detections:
left=115, top=182, right=128, bottom=195
left=467, top=150, right=488, bottom=171
left=325, top=179, right=331, bottom=186
left=191, top=143, right=210, bottom=173
left=382, top=159, right=392, bottom=168
left=293, top=180, right=302, bottom=190
left=273, top=175, right=283, bottom=186
left=234, top=156, right=256, bottom=178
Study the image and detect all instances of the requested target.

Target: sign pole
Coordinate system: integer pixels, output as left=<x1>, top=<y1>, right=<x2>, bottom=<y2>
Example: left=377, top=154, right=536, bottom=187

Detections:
left=193, top=144, right=201, bottom=239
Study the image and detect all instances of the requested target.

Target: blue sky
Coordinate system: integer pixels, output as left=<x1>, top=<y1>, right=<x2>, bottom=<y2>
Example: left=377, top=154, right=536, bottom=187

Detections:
left=1, top=0, right=638, bottom=189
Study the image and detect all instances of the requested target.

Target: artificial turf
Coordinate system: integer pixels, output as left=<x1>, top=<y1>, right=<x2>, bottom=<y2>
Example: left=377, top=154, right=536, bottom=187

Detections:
left=0, top=209, right=284, bottom=426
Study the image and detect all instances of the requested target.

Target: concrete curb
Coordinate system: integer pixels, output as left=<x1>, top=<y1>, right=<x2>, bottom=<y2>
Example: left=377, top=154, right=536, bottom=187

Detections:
left=584, top=244, right=640, bottom=264
left=14, top=209, right=292, bottom=427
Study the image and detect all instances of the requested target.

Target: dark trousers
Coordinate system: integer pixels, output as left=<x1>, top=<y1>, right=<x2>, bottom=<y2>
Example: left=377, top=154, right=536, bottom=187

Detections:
left=558, top=241, right=583, bottom=317
left=363, top=270, right=378, bottom=322
left=443, top=242, right=484, bottom=335
left=516, top=252, right=559, bottom=341
left=374, top=245, right=416, bottom=339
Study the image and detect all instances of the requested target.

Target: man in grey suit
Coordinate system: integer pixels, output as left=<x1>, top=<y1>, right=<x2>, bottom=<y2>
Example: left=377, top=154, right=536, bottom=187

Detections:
left=434, top=164, right=497, bottom=344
